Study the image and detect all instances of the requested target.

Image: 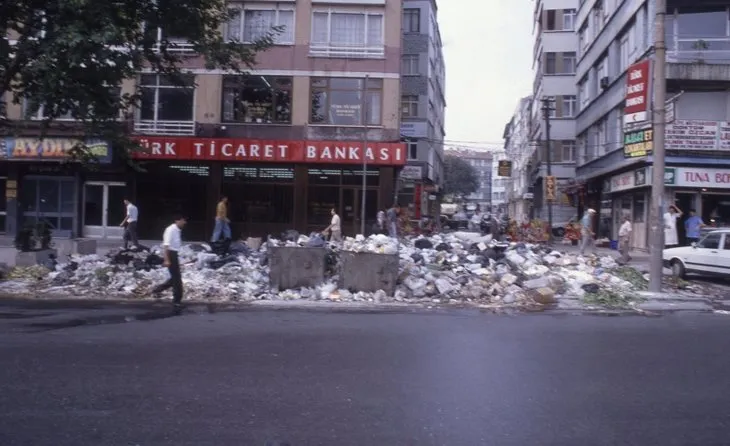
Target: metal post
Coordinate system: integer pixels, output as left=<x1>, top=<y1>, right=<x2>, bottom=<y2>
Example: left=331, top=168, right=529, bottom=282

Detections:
left=360, top=75, right=369, bottom=235
left=648, top=0, right=667, bottom=292
left=541, top=97, right=554, bottom=245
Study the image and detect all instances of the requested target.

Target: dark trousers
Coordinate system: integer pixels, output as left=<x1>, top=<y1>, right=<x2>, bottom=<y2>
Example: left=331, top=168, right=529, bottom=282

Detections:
left=154, top=251, right=183, bottom=304
left=687, top=237, right=699, bottom=246
left=124, top=221, right=138, bottom=248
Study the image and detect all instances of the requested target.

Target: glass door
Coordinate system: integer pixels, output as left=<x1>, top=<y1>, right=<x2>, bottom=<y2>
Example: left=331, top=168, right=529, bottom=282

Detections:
left=20, top=177, right=76, bottom=238
left=341, top=188, right=359, bottom=236
left=83, top=182, right=126, bottom=238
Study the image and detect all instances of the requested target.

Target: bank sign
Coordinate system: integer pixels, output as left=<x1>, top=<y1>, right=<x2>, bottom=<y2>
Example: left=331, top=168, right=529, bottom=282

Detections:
left=624, top=60, right=651, bottom=127
left=133, top=137, right=407, bottom=166
left=1, top=137, right=111, bottom=163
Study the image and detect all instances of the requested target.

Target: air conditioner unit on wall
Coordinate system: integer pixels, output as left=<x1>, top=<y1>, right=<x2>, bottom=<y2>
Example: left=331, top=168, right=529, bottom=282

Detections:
left=600, top=77, right=610, bottom=89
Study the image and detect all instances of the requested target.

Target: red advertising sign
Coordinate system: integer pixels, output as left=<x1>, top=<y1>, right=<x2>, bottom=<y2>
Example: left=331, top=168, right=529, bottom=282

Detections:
left=132, top=137, right=406, bottom=166
left=624, top=60, right=651, bottom=125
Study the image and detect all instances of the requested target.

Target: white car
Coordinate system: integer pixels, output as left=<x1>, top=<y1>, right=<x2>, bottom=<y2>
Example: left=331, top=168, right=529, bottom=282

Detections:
left=663, top=229, right=730, bottom=278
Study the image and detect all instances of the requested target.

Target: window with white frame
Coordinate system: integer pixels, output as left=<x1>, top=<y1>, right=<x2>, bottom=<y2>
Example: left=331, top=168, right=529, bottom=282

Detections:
left=562, top=96, right=576, bottom=118
left=618, top=34, right=629, bottom=73
left=226, top=5, right=294, bottom=44
left=578, top=77, right=589, bottom=108
left=23, top=87, right=122, bottom=121
left=597, top=118, right=608, bottom=154
left=138, top=74, right=195, bottom=126
left=23, top=99, right=75, bottom=121
left=615, top=108, right=624, bottom=150
left=578, top=24, right=588, bottom=54
left=311, top=9, right=384, bottom=57
left=563, top=9, right=576, bottom=31
left=401, top=95, right=419, bottom=118
left=310, top=77, right=382, bottom=126
left=563, top=52, right=576, bottom=74
left=561, top=140, right=576, bottom=163
left=402, top=54, right=419, bottom=75
left=403, top=8, right=420, bottom=33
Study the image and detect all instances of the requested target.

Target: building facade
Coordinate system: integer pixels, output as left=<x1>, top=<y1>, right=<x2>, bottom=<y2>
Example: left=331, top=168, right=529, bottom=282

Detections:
left=398, top=0, right=446, bottom=220
left=1, top=0, right=407, bottom=241
left=503, top=96, right=534, bottom=222
left=574, top=0, right=730, bottom=249
left=491, top=151, right=509, bottom=214
left=530, top=0, right=580, bottom=224
left=445, top=148, right=493, bottom=210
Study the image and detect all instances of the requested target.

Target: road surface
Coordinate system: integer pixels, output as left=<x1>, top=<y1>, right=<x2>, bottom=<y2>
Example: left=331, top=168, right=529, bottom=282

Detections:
left=1, top=300, right=729, bottom=445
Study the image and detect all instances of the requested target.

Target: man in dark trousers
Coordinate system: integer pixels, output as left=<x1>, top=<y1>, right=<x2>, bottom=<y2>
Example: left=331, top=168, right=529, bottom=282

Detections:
left=120, top=198, right=139, bottom=250
left=152, top=215, right=187, bottom=307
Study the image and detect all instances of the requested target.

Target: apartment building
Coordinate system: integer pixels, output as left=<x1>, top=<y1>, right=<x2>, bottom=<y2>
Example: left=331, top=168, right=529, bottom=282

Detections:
left=491, top=151, right=509, bottom=213
left=503, top=96, right=534, bottom=222
left=573, top=0, right=730, bottom=249
left=1, top=0, right=407, bottom=241
left=445, top=148, right=493, bottom=210
left=530, top=0, right=580, bottom=224
left=398, top=0, right=447, bottom=220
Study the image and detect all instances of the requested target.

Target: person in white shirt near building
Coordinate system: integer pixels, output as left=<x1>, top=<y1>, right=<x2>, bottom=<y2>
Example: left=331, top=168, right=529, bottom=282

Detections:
left=152, top=215, right=187, bottom=307
left=120, top=198, right=139, bottom=250
left=663, top=204, right=683, bottom=248
left=322, top=208, right=342, bottom=243
left=618, top=215, right=633, bottom=264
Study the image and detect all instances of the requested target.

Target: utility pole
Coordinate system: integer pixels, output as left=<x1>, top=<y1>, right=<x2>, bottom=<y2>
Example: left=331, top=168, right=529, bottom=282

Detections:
left=648, top=0, right=667, bottom=292
left=360, top=75, right=370, bottom=235
left=541, top=97, right=555, bottom=245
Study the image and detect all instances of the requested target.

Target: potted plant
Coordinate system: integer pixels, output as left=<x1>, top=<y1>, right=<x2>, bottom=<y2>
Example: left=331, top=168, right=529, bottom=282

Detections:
left=692, top=39, right=710, bottom=64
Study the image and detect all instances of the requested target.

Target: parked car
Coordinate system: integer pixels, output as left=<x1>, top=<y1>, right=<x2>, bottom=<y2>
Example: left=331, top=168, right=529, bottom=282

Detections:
left=663, top=229, right=730, bottom=279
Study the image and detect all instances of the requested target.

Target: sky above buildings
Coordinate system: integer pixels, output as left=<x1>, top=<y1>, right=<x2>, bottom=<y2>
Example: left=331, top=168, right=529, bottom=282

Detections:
left=439, top=0, right=534, bottom=150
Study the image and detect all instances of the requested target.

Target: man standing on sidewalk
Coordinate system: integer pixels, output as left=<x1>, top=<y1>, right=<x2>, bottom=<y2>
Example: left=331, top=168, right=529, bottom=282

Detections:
left=120, top=198, right=139, bottom=250
left=684, top=209, right=705, bottom=246
left=322, top=208, right=342, bottom=244
left=211, top=196, right=231, bottom=242
left=152, top=215, right=187, bottom=307
left=386, top=204, right=400, bottom=238
left=579, top=208, right=596, bottom=256
left=618, top=215, right=633, bottom=264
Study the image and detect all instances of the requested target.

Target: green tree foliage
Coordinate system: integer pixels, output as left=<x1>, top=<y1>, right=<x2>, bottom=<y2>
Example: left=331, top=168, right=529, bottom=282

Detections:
left=0, top=0, right=277, bottom=162
left=443, top=155, right=480, bottom=198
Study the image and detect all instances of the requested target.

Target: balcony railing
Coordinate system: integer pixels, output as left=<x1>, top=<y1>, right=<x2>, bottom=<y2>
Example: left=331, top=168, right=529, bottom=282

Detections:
left=668, top=37, right=730, bottom=64
left=309, top=44, right=385, bottom=59
left=134, top=120, right=195, bottom=136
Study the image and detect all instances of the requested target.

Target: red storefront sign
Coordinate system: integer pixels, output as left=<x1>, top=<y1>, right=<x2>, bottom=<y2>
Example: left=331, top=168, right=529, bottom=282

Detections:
left=624, top=60, right=651, bottom=125
left=132, top=137, right=406, bottom=166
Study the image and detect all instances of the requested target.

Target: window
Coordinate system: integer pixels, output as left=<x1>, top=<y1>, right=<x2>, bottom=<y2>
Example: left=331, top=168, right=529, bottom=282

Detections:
left=619, top=34, right=629, bottom=72
left=137, top=75, right=195, bottom=134
left=311, top=10, right=384, bottom=57
left=699, top=232, right=722, bottom=250
left=556, top=140, right=576, bottom=163
left=596, top=58, right=607, bottom=91
left=546, top=10, right=557, bottom=30
left=615, top=109, right=624, bottom=150
left=563, top=9, right=576, bottom=31
left=23, top=99, right=74, bottom=121
left=222, top=75, right=292, bottom=124
left=578, top=24, right=588, bottom=53
left=310, top=77, right=382, bottom=126
left=407, top=141, right=418, bottom=160
left=545, top=52, right=557, bottom=74
left=563, top=52, right=576, bottom=74
left=562, top=96, right=576, bottom=118
left=226, top=5, right=295, bottom=44
left=579, top=77, right=589, bottom=108
left=403, top=8, right=420, bottom=33
left=402, top=54, right=419, bottom=75
left=401, top=95, right=418, bottom=118
left=597, top=118, right=608, bottom=154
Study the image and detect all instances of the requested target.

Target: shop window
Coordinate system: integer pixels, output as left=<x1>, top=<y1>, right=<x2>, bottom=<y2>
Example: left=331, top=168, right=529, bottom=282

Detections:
left=226, top=5, right=295, bottom=44
left=702, top=195, right=730, bottom=227
left=137, top=74, right=195, bottom=134
left=633, top=194, right=645, bottom=222
left=308, top=168, right=342, bottom=185
left=310, top=77, right=382, bottom=126
left=222, top=75, right=292, bottom=124
left=20, top=178, right=76, bottom=235
left=308, top=186, right=340, bottom=226
left=341, top=167, right=379, bottom=186
left=222, top=165, right=294, bottom=224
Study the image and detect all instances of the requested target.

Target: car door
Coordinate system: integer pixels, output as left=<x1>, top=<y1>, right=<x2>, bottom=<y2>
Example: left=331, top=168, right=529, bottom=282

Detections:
left=688, top=232, right=724, bottom=275
left=717, top=233, right=730, bottom=275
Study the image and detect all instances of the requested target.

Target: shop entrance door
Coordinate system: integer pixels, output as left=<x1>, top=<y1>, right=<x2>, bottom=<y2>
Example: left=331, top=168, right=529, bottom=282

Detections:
left=83, top=182, right=127, bottom=239
left=20, top=177, right=77, bottom=238
left=675, top=192, right=695, bottom=246
left=341, top=188, right=379, bottom=236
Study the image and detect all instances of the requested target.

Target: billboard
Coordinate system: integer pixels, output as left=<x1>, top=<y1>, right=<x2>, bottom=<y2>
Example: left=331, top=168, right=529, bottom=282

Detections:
left=624, top=60, right=651, bottom=127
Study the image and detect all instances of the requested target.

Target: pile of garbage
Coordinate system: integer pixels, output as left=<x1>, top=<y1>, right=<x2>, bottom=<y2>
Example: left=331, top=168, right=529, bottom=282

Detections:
left=0, top=230, right=650, bottom=307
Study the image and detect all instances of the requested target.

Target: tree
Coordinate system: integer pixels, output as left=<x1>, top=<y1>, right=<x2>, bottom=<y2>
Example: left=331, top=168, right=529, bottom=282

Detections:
left=0, top=0, right=277, bottom=162
left=443, top=155, right=480, bottom=198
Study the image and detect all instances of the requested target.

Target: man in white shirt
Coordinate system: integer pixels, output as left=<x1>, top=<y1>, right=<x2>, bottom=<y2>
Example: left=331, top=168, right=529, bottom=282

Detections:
left=152, top=215, right=187, bottom=307
left=120, top=198, right=139, bottom=250
left=663, top=204, right=682, bottom=247
left=322, top=208, right=342, bottom=243
left=618, top=215, right=633, bottom=264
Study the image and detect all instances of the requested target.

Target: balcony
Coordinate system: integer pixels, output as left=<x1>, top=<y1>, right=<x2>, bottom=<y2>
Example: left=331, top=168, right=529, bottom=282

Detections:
left=134, top=120, right=195, bottom=136
left=667, top=37, right=730, bottom=65
left=309, top=44, right=385, bottom=59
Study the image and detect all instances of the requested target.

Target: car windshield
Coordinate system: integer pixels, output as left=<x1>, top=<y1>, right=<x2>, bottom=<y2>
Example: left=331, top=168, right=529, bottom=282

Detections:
left=698, top=232, right=723, bottom=249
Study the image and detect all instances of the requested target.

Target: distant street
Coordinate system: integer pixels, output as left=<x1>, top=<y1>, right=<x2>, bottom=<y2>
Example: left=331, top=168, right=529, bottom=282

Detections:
left=1, top=300, right=730, bottom=445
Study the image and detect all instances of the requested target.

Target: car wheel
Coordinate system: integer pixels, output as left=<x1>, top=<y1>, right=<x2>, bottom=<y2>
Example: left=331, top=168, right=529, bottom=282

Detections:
left=553, top=227, right=566, bottom=238
left=671, top=260, right=686, bottom=279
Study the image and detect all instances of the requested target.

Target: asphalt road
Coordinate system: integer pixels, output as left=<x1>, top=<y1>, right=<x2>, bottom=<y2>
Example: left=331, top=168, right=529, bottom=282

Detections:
left=1, top=301, right=730, bottom=446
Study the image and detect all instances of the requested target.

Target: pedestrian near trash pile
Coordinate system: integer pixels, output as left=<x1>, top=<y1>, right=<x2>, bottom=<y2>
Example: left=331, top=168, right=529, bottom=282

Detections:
left=120, top=198, right=139, bottom=250
left=212, top=196, right=231, bottom=242
left=618, top=215, right=632, bottom=264
left=152, top=215, right=187, bottom=307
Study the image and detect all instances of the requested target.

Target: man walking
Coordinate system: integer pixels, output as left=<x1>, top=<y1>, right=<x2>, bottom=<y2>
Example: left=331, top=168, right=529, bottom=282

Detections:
left=579, top=208, right=596, bottom=256
left=211, top=196, right=231, bottom=242
left=152, top=215, right=187, bottom=307
left=618, top=215, right=633, bottom=264
left=386, top=204, right=400, bottom=238
left=120, top=198, right=139, bottom=250
left=322, top=208, right=342, bottom=243
left=684, top=208, right=705, bottom=245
